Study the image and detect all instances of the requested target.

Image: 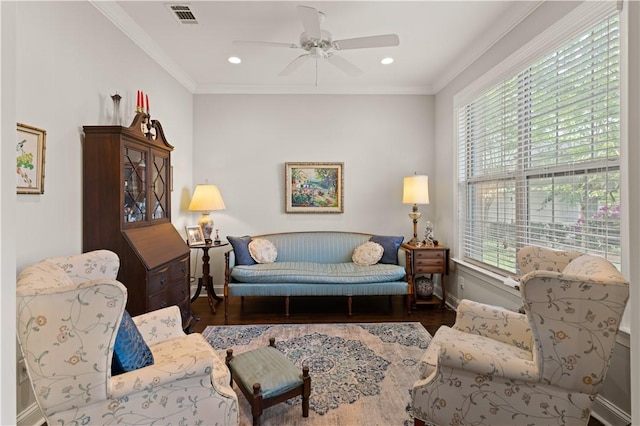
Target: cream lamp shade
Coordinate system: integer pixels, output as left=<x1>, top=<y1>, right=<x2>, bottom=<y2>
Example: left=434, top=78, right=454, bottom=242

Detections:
left=403, top=175, right=430, bottom=204
left=189, top=184, right=226, bottom=243
left=403, top=175, right=429, bottom=245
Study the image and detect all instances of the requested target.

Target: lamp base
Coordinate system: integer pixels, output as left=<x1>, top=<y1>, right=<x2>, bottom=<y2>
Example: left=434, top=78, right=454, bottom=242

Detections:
left=198, top=213, right=214, bottom=244
left=407, top=236, right=421, bottom=246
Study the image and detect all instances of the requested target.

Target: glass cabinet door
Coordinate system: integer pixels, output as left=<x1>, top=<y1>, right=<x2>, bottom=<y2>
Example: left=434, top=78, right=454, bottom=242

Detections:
left=123, top=145, right=147, bottom=223
left=151, top=151, right=169, bottom=220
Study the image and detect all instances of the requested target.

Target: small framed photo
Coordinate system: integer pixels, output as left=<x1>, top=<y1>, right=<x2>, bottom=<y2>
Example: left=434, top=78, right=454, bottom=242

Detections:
left=285, top=162, right=344, bottom=213
left=16, top=123, right=47, bottom=194
left=186, top=225, right=205, bottom=246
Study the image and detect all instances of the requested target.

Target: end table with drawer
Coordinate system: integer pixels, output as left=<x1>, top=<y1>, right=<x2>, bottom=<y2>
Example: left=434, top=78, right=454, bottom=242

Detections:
left=402, top=243, right=450, bottom=309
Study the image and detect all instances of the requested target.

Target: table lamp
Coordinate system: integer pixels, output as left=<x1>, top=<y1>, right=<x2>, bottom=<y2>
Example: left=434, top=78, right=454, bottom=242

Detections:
left=188, top=184, right=226, bottom=244
left=403, top=174, right=429, bottom=245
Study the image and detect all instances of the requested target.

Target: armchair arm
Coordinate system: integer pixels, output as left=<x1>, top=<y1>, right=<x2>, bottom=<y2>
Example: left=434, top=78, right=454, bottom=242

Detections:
left=436, top=338, right=539, bottom=383
left=453, top=299, right=533, bottom=352
left=110, top=349, right=227, bottom=399
left=132, top=306, right=185, bottom=345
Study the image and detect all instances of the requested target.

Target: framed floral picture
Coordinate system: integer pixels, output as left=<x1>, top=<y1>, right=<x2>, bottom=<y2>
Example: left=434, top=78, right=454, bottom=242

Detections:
left=285, top=162, right=344, bottom=213
left=16, top=123, right=46, bottom=194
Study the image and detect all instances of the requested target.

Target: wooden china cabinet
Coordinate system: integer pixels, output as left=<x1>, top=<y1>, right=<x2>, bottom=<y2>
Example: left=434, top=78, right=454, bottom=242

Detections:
left=83, top=112, right=193, bottom=329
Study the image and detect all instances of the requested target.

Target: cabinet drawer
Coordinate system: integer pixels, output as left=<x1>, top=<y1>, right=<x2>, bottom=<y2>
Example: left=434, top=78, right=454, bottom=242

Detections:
left=170, top=256, right=189, bottom=281
left=413, top=250, right=445, bottom=260
left=414, top=264, right=444, bottom=274
left=414, top=250, right=446, bottom=273
left=148, top=266, right=170, bottom=294
left=148, top=290, right=171, bottom=311
left=169, top=279, right=188, bottom=301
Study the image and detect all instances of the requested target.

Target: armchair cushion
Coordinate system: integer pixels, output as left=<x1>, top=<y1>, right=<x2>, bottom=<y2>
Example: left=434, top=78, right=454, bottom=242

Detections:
left=112, top=310, right=154, bottom=375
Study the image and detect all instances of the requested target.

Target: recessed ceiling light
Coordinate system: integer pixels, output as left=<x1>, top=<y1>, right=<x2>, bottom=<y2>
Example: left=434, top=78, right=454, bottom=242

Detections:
left=381, top=57, right=394, bottom=65
left=228, top=56, right=242, bottom=64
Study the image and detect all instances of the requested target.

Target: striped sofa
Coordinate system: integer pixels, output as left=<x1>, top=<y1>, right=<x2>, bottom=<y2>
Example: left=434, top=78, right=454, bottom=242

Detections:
left=223, top=231, right=409, bottom=322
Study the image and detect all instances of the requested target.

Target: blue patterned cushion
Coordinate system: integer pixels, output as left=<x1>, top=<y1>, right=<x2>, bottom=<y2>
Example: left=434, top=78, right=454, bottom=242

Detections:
left=369, top=235, right=404, bottom=264
left=112, top=310, right=154, bottom=375
left=228, top=235, right=257, bottom=266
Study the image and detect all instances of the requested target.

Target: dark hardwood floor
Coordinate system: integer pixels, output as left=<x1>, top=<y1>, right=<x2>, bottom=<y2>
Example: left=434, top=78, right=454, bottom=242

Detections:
left=191, top=294, right=454, bottom=336
left=191, top=294, right=604, bottom=426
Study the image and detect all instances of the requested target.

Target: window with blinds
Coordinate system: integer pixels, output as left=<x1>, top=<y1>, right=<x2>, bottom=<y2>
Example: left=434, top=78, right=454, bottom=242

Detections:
left=457, top=13, right=620, bottom=275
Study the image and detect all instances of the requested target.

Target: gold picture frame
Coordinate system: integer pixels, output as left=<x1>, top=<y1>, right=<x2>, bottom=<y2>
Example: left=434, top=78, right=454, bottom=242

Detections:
left=16, top=123, right=46, bottom=194
left=285, top=162, right=344, bottom=213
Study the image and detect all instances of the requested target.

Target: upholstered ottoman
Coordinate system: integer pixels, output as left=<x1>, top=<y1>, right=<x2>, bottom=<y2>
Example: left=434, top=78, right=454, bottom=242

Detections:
left=225, top=337, right=311, bottom=426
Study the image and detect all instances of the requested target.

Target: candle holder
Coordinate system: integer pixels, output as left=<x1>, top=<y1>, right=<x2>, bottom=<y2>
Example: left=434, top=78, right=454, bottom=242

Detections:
left=111, top=93, right=122, bottom=125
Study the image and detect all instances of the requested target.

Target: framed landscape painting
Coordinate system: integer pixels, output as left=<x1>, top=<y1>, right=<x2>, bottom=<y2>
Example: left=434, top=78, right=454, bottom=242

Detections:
left=16, top=123, right=47, bottom=194
left=285, top=162, right=344, bottom=213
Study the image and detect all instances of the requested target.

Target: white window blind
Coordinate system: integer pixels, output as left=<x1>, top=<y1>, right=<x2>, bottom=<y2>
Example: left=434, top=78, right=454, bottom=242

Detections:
left=457, top=13, right=620, bottom=275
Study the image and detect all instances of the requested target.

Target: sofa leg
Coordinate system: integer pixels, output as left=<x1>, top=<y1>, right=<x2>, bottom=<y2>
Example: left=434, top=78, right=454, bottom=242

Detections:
left=224, top=295, right=229, bottom=324
left=347, top=296, right=353, bottom=316
left=285, top=296, right=290, bottom=316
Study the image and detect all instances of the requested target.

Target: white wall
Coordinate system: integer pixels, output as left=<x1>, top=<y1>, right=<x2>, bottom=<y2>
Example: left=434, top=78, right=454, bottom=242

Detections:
left=192, top=94, right=435, bottom=285
left=11, top=1, right=194, bottom=420
left=1, top=2, right=18, bottom=423
left=433, top=1, right=635, bottom=423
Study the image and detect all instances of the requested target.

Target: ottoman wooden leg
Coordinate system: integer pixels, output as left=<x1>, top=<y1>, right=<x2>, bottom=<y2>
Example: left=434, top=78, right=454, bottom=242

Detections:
left=225, top=349, right=234, bottom=386
left=251, top=383, right=263, bottom=426
left=302, top=365, right=310, bottom=417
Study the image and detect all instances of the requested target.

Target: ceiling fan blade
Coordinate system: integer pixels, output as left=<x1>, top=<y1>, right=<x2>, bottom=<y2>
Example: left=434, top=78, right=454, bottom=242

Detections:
left=333, top=34, right=400, bottom=50
left=326, top=54, right=362, bottom=77
left=233, top=40, right=299, bottom=49
left=278, top=54, right=311, bottom=76
left=297, top=5, right=322, bottom=39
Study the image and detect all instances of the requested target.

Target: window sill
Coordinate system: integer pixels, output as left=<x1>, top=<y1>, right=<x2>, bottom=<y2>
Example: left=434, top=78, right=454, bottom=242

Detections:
left=452, top=257, right=521, bottom=297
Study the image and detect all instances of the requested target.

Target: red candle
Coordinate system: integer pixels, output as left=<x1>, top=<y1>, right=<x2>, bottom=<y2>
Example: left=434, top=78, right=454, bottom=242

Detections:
left=146, top=94, right=149, bottom=113
left=137, top=90, right=141, bottom=109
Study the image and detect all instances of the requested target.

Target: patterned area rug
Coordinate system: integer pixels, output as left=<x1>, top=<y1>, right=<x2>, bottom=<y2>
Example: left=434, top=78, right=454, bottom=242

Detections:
left=203, top=322, right=431, bottom=426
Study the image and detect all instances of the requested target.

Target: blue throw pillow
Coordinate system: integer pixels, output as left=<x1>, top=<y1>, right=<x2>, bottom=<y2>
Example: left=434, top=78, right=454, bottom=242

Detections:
left=369, top=235, right=404, bottom=265
left=111, top=310, right=154, bottom=376
left=227, top=235, right=257, bottom=265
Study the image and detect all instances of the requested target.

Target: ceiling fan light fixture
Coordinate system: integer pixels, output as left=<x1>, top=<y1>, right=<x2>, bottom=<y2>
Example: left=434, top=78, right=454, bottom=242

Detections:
left=228, top=56, right=242, bottom=64
left=381, top=57, right=394, bottom=65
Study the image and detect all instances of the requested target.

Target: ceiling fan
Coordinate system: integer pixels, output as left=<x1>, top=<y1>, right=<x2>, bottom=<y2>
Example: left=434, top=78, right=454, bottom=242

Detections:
left=233, top=5, right=400, bottom=81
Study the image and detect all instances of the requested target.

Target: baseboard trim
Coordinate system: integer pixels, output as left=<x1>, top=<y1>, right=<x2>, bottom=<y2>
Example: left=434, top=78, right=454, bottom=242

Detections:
left=591, top=395, right=631, bottom=426
left=16, top=403, right=44, bottom=426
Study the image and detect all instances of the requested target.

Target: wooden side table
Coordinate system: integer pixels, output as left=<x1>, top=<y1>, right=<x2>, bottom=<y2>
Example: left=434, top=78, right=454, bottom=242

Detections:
left=189, top=242, right=229, bottom=314
left=402, top=243, right=450, bottom=309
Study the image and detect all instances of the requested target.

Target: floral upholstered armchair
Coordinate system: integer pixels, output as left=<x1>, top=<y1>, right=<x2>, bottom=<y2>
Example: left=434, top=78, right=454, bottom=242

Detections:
left=16, top=250, right=238, bottom=425
left=412, top=246, right=629, bottom=426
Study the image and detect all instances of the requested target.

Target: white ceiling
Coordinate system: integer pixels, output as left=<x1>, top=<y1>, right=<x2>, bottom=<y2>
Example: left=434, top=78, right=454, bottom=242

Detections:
left=98, top=1, right=541, bottom=94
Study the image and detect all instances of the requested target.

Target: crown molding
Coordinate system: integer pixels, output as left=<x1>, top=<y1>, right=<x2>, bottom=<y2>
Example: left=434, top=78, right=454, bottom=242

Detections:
left=194, top=83, right=434, bottom=95
left=432, top=1, right=543, bottom=93
left=89, top=0, right=197, bottom=93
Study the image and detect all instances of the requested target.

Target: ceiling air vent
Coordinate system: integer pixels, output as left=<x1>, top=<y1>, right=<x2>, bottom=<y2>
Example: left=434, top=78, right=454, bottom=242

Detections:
left=166, top=4, right=198, bottom=24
